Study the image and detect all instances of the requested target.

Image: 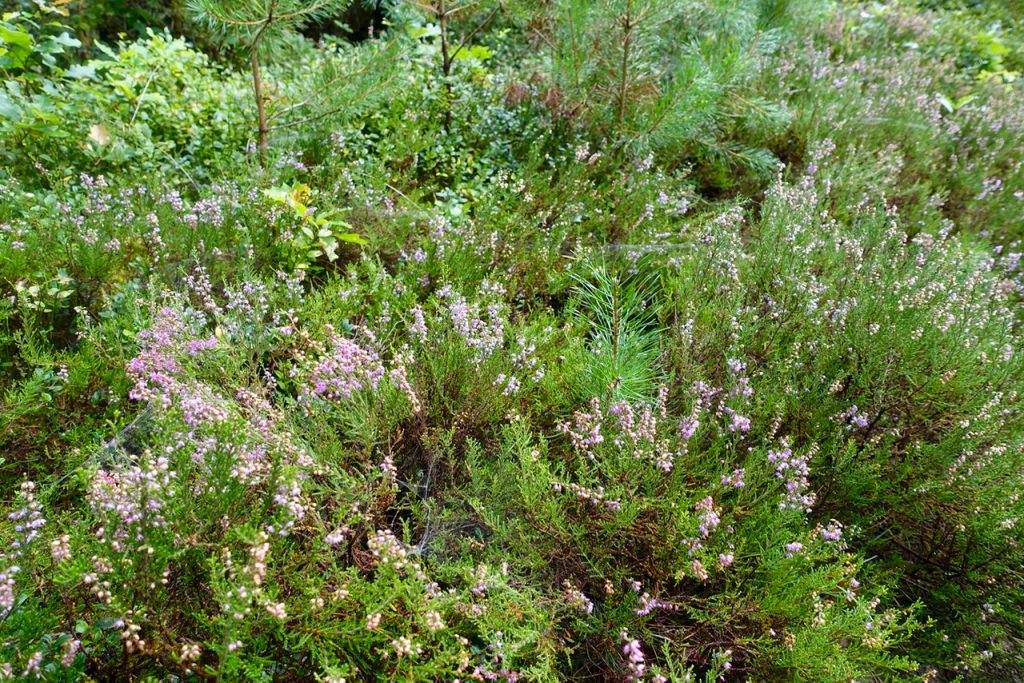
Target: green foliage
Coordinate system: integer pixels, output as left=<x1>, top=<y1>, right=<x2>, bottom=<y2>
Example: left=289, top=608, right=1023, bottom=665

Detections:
left=0, top=0, right=1023, bottom=680
left=566, top=261, right=663, bottom=402
left=524, top=0, right=820, bottom=191
left=0, top=25, right=251, bottom=184
left=263, top=182, right=366, bottom=269
left=188, top=0, right=357, bottom=164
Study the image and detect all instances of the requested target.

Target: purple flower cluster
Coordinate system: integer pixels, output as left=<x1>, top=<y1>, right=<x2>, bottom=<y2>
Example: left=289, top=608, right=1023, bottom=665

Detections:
left=721, top=468, right=746, bottom=489
left=836, top=404, right=869, bottom=430
left=767, top=442, right=816, bottom=513
left=817, top=520, right=844, bottom=544
left=634, top=591, right=678, bottom=617
left=126, top=307, right=189, bottom=406
left=683, top=372, right=753, bottom=438
left=695, top=496, right=721, bottom=538
left=1, top=482, right=46, bottom=617
left=296, top=325, right=420, bottom=413
left=298, top=327, right=386, bottom=406
left=621, top=633, right=646, bottom=680
left=89, top=452, right=174, bottom=551
left=560, top=391, right=681, bottom=471
left=8, top=481, right=45, bottom=552
left=438, top=283, right=506, bottom=365
left=563, top=582, right=594, bottom=615
left=558, top=398, right=605, bottom=457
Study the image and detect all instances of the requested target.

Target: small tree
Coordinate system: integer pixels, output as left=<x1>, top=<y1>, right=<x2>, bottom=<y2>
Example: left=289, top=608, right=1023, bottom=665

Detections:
left=408, top=0, right=502, bottom=131
left=535, top=0, right=799, bottom=179
left=188, top=0, right=353, bottom=166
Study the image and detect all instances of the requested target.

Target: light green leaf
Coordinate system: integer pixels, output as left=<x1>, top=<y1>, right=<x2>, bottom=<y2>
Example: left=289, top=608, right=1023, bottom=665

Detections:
left=0, top=25, right=33, bottom=67
left=0, top=91, right=22, bottom=120
left=336, top=232, right=367, bottom=245
left=50, top=32, right=80, bottom=48
left=64, top=63, right=96, bottom=79
left=454, top=45, right=493, bottom=62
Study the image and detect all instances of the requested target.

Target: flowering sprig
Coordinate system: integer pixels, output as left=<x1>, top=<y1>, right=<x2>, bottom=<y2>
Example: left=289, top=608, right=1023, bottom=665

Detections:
left=768, top=441, right=817, bottom=514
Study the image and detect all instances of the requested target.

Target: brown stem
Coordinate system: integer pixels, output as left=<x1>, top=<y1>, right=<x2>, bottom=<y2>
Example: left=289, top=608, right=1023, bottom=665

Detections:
left=250, top=3, right=276, bottom=168
left=251, top=47, right=268, bottom=167
left=617, top=0, right=633, bottom=132
left=439, top=0, right=453, bottom=133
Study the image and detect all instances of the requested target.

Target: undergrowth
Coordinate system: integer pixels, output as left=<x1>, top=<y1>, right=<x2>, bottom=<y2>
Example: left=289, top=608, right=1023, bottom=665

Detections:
left=1, top=0, right=1023, bottom=680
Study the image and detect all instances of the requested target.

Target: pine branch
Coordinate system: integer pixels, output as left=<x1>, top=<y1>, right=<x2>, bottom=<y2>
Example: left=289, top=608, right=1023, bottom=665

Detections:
left=571, top=261, right=663, bottom=401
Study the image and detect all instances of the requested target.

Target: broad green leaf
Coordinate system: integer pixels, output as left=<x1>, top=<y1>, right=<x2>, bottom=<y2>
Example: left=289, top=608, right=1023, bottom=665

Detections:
left=64, top=63, right=96, bottom=79
left=263, top=184, right=292, bottom=202
left=407, top=25, right=440, bottom=40
left=955, top=94, right=977, bottom=109
left=50, top=32, right=80, bottom=48
left=0, top=25, right=33, bottom=67
left=336, top=232, right=367, bottom=245
left=0, top=26, right=32, bottom=50
left=454, top=45, right=493, bottom=62
left=95, top=617, right=120, bottom=630
left=0, top=90, right=22, bottom=120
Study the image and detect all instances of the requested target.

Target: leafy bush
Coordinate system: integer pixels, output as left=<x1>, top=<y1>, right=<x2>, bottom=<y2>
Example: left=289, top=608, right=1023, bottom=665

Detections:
left=1, top=14, right=251, bottom=184
left=1, top=0, right=1023, bottom=680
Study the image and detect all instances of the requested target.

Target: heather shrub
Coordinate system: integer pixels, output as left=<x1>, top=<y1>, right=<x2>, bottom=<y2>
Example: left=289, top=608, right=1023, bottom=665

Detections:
left=1, top=0, right=1023, bottom=680
left=774, top=3, right=1024, bottom=241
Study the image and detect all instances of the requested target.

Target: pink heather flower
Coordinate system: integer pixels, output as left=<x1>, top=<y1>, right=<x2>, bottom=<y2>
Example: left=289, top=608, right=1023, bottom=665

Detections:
left=678, top=415, right=700, bottom=440
left=409, top=305, right=428, bottom=342
left=50, top=535, right=71, bottom=562
left=185, top=336, right=218, bottom=355
left=634, top=592, right=678, bottom=616
left=0, top=568, right=17, bottom=616
left=24, top=651, right=42, bottom=676
left=785, top=542, right=804, bottom=557
left=768, top=444, right=815, bottom=513
left=437, top=285, right=506, bottom=364
left=554, top=481, right=622, bottom=512
left=424, top=610, right=444, bottom=632
left=181, top=643, right=201, bottom=662
left=837, top=404, right=869, bottom=430
left=392, top=636, right=418, bottom=657
left=724, top=407, right=751, bottom=433
left=389, top=360, right=421, bottom=413
left=695, top=496, right=721, bottom=538
left=61, top=639, right=81, bottom=666
left=325, top=527, right=348, bottom=545
left=818, top=520, right=844, bottom=543
left=564, top=582, right=594, bottom=614
left=621, top=632, right=646, bottom=680
left=299, top=331, right=385, bottom=406
left=126, top=307, right=227, bottom=422
left=558, top=398, right=605, bottom=455
left=379, top=455, right=397, bottom=482
left=721, top=468, right=746, bottom=488
left=9, top=481, right=45, bottom=551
